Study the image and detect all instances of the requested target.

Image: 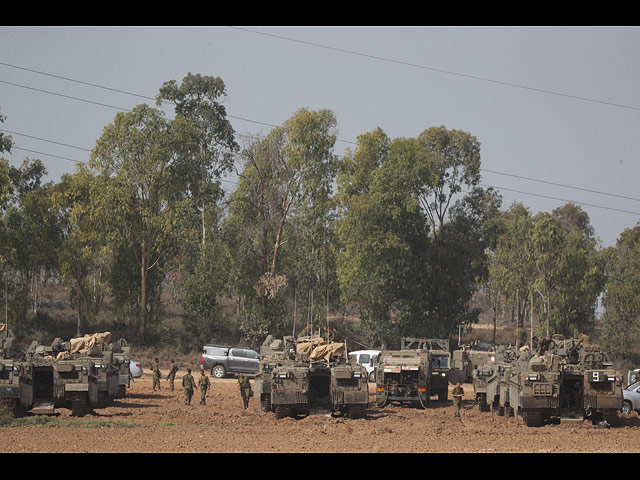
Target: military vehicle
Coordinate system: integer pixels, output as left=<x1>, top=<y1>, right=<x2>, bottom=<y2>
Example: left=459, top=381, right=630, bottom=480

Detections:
left=473, top=345, right=520, bottom=413
left=110, top=338, right=132, bottom=398
left=375, top=348, right=432, bottom=409
left=480, top=338, right=623, bottom=426
left=254, top=335, right=297, bottom=413
left=402, top=338, right=450, bottom=401
left=451, top=341, right=503, bottom=384
left=69, top=333, right=119, bottom=407
left=259, top=335, right=369, bottom=419
left=20, top=333, right=119, bottom=416
left=0, top=323, right=26, bottom=416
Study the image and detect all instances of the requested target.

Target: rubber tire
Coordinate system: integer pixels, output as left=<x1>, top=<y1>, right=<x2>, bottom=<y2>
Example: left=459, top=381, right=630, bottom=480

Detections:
left=211, top=365, right=226, bottom=378
left=622, top=401, right=633, bottom=415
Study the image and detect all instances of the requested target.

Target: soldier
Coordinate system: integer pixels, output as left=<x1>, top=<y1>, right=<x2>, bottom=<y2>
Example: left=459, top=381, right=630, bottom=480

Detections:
left=166, top=359, right=178, bottom=392
left=198, top=369, right=211, bottom=405
left=452, top=381, right=464, bottom=418
left=182, top=368, right=197, bottom=405
left=151, top=357, right=162, bottom=392
left=238, top=373, right=252, bottom=409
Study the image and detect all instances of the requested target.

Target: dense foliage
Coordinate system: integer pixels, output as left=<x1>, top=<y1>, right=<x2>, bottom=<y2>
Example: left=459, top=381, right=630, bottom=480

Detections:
left=0, top=76, right=638, bottom=358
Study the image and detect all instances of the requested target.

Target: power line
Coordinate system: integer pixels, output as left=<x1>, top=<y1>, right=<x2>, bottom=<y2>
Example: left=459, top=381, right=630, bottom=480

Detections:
left=4, top=126, right=637, bottom=209
left=1, top=60, right=638, bottom=215
left=231, top=27, right=640, bottom=113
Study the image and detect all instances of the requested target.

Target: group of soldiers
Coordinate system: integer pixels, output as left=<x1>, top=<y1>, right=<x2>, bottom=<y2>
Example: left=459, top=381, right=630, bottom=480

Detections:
left=514, top=327, right=591, bottom=356
left=150, top=358, right=252, bottom=408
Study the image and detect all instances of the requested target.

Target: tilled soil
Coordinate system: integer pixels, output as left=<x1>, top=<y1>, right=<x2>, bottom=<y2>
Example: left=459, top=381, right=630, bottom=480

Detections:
left=3, top=373, right=640, bottom=453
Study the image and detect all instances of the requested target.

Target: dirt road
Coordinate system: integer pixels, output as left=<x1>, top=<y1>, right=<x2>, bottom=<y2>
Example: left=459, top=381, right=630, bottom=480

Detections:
left=2, top=373, right=640, bottom=453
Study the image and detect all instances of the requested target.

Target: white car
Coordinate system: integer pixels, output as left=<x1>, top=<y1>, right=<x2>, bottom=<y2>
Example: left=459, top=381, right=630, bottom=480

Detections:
left=622, top=381, right=640, bottom=414
left=129, top=360, right=143, bottom=378
left=349, top=350, right=381, bottom=382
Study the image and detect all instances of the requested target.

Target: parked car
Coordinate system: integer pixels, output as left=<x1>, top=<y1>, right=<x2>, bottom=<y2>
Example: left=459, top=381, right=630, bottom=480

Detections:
left=622, top=381, right=640, bottom=414
left=129, top=360, right=143, bottom=378
left=348, top=349, right=381, bottom=382
left=201, top=345, right=260, bottom=378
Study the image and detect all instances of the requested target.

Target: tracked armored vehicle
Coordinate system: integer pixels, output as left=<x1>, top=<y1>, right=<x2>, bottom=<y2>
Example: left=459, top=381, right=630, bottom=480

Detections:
left=110, top=338, right=132, bottom=398
left=0, top=323, right=26, bottom=416
left=481, top=338, right=623, bottom=426
left=375, top=348, right=432, bottom=409
left=260, top=335, right=369, bottom=419
left=254, top=335, right=297, bottom=413
left=473, top=345, right=520, bottom=413
left=21, top=333, right=119, bottom=416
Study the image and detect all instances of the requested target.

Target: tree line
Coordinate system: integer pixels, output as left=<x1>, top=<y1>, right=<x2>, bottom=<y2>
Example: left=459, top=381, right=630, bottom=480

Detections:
left=1, top=73, right=638, bottom=361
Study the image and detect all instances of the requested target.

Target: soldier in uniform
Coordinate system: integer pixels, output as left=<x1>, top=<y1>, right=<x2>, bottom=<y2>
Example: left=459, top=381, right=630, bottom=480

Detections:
left=452, top=382, right=464, bottom=418
left=151, top=357, right=162, bottom=392
left=182, top=368, right=197, bottom=405
left=166, top=359, right=178, bottom=392
left=198, top=369, right=211, bottom=405
left=238, top=373, right=252, bottom=409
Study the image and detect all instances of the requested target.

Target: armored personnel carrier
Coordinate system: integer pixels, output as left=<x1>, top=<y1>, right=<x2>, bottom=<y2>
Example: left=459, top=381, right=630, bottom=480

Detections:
left=473, top=345, right=521, bottom=413
left=0, top=323, right=26, bottom=416
left=110, top=338, right=132, bottom=398
left=21, top=333, right=119, bottom=416
left=375, top=348, right=432, bottom=409
left=481, top=338, right=623, bottom=426
left=254, top=335, right=297, bottom=413
left=259, top=335, right=369, bottom=419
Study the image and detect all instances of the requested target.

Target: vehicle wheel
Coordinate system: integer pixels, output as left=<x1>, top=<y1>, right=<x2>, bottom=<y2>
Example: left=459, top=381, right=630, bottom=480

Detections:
left=211, top=365, right=226, bottom=378
left=622, top=401, right=633, bottom=415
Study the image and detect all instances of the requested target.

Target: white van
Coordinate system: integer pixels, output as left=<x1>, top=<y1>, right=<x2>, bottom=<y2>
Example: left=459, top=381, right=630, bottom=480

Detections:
left=349, top=350, right=381, bottom=382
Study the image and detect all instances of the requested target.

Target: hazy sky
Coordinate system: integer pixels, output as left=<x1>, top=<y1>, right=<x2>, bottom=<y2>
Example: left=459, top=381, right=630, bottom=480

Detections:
left=1, top=26, right=639, bottom=247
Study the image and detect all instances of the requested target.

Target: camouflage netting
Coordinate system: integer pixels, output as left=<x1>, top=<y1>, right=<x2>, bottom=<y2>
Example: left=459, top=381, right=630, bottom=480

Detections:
left=70, top=332, right=112, bottom=354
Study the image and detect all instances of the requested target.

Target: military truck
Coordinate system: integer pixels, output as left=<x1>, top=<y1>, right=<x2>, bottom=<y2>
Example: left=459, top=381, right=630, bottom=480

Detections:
left=402, top=338, right=450, bottom=401
left=375, top=348, right=432, bottom=409
left=260, top=335, right=369, bottom=419
left=483, top=338, right=623, bottom=427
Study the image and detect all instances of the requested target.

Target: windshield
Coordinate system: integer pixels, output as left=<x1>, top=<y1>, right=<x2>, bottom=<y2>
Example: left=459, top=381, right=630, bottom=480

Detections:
left=626, top=381, right=640, bottom=391
left=432, top=355, right=449, bottom=369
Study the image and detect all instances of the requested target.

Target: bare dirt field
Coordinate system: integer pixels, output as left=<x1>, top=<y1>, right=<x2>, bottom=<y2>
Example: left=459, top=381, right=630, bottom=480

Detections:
left=3, top=371, right=640, bottom=453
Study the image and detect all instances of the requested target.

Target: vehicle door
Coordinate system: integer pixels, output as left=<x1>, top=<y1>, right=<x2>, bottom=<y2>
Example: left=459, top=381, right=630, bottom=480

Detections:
left=244, top=349, right=260, bottom=374
left=228, top=348, right=246, bottom=373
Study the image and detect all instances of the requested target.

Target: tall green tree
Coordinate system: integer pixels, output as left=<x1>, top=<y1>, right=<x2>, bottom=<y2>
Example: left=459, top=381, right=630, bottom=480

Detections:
left=156, top=73, right=238, bottom=247
left=602, top=225, right=640, bottom=359
left=90, top=104, right=197, bottom=341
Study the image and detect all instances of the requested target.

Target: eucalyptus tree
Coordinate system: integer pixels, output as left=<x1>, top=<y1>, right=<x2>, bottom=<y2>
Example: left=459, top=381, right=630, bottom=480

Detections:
left=52, top=167, right=110, bottom=336
left=227, top=108, right=337, bottom=342
left=156, top=73, right=238, bottom=247
left=602, top=225, right=640, bottom=359
left=335, top=129, right=429, bottom=348
left=415, top=126, right=481, bottom=234
left=90, top=104, right=198, bottom=341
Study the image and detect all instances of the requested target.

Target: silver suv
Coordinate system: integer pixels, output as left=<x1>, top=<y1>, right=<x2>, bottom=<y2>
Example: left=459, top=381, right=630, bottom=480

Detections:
left=201, top=344, right=260, bottom=378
